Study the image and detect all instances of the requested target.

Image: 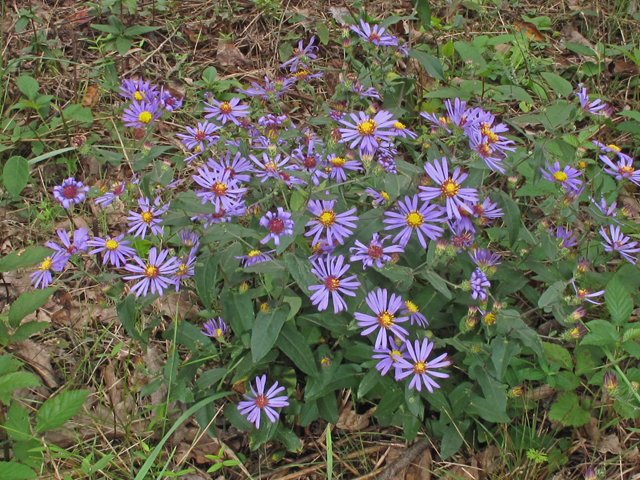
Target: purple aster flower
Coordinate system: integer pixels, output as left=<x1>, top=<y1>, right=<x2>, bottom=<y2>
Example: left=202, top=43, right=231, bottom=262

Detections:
left=235, top=249, right=275, bottom=268
left=191, top=204, right=245, bottom=227
left=419, top=157, right=479, bottom=220
left=192, top=167, right=247, bottom=213
left=237, top=374, right=289, bottom=429
left=207, top=151, right=254, bottom=184
left=259, top=208, right=294, bottom=245
left=325, top=154, right=362, bottom=183
left=448, top=219, right=475, bottom=250
left=95, top=181, right=128, bottom=207
left=377, top=156, right=398, bottom=175
left=309, top=254, right=360, bottom=314
left=123, top=247, right=180, bottom=297
left=250, top=153, right=292, bottom=183
left=159, top=87, right=183, bottom=112
left=339, top=110, right=397, bottom=157
left=309, top=237, right=337, bottom=262
left=467, top=128, right=509, bottom=173
left=600, top=225, right=640, bottom=264
left=470, top=248, right=501, bottom=269
left=350, top=83, right=380, bottom=99
left=389, top=120, right=418, bottom=140
left=555, top=226, right=578, bottom=249
left=180, top=229, right=200, bottom=249
left=395, top=338, right=451, bottom=392
left=87, top=234, right=136, bottom=268
left=571, top=279, right=605, bottom=305
left=350, top=19, right=399, bottom=46
left=45, top=228, right=89, bottom=256
left=122, top=99, right=162, bottom=129
left=202, top=317, right=227, bottom=338
left=472, top=198, right=503, bottom=225
left=365, top=187, right=391, bottom=205
left=541, top=161, right=583, bottom=192
left=30, top=253, right=68, bottom=289
left=589, top=196, right=618, bottom=219
left=53, top=177, right=89, bottom=209
left=280, top=36, right=318, bottom=72
left=120, top=78, right=158, bottom=102
left=176, top=121, right=220, bottom=153
left=576, top=84, right=609, bottom=115
left=383, top=194, right=446, bottom=248
left=402, top=300, right=428, bottom=327
left=292, top=146, right=327, bottom=186
left=204, top=97, right=250, bottom=125
left=355, top=288, right=409, bottom=349
left=470, top=267, right=491, bottom=300
left=372, top=343, right=407, bottom=376
left=421, top=98, right=475, bottom=132
left=349, top=233, right=404, bottom=270
left=236, top=76, right=295, bottom=101
left=172, top=249, right=197, bottom=291
left=126, top=197, right=169, bottom=239
left=305, top=199, right=359, bottom=246
left=467, top=112, right=514, bottom=151
left=599, top=151, right=640, bottom=186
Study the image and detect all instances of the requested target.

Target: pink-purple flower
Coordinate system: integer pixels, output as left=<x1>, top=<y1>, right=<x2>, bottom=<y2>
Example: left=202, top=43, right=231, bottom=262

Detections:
left=259, top=208, right=294, bottom=245
left=202, top=317, right=227, bottom=339
left=349, top=233, right=404, bottom=269
left=237, top=375, right=289, bottom=429
left=235, top=249, right=275, bottom=268
left=87, top=234, right=136, bottom=268
left=45, top=229, right=89, bottom=256
left=350, top=19, right=399, bottom=47
left=309, top=254, right=360, bottom=314
left=419, top=158, right=479, bottom=220
left=280, top=36, right=318, bottom=72
left=305, top=199, right=359, bottom=246
left=122, top=99, right=162, bottom=129
left=395, top=338, right=451, bottom=392
left=339, top=110, right=397, bottom=157
left=204, top=97, right=250, bottom=125
left=30, top=253, right=68, bottom=289
left=126, top=197, right=169, bottom=239
left=470, top=267, right=491, bottom=301
left=599, top=225, right=640, bottom=264
left=123, top=247, right=180, bottom=297
left=53, top=177, right=89, bottom=209
left=355, top=288, right=409, bottom=349
left=541, top=161, right=583, bottom=192
left=383, top=194, right=446, bottom=248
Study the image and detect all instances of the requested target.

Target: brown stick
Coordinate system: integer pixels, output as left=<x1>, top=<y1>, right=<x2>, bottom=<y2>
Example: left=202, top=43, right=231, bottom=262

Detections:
left=374, top=439, right=431, bottom=480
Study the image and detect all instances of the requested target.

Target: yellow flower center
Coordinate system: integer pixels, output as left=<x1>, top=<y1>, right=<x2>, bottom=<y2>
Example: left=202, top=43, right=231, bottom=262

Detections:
left=484, top=313, right=497, bottom=325
left=438, top=116, right=451, bottom=125
left=607, top=144, right=621, bottom=152
left=380, top=191, right=390, bottom=201
left=144, top=265, right=159, bottom=279
left=393, top=121, right=406, bottom=130
left=318, top=210, right=336, bottom=227
left=265, top=162, right=277, bottom=173
left=377, top=311, right=394, bottom=328
left=324, top=276, right=340, bottom=291
left=105, top=240, right=119, bottom=250
left=441, top=179, right=460, bottom=197
left=219, top=102, right=232, bottom=114
left=413, top=361, right=427, bottom=374
left=553, top=171, right=568, bottom=182
left=330, top=157, right=346, bottom=167
left=260, top=303, right=270, bottom=312
left=404, top=300, right=419, bottom=314
left=356, top=119, right=377, bottom=136
left=138, top=111, right=153, bottom=124
left=405, top=211, right=423, bottom=228
left=216, top=328, right=223, bottom=337
left=134, top=91, right=144, bottom=101
left=40, top=258, right=53, bottom=270
left=176, top=263, right=189, bottom=276
left=390, top=349, right=403, bottom=362
left=141, top=211, right=154, bottom=224
left=620, top=165, right=636, bottom=175
left=247, top=250, right=261, bottom=258
left=212, top=181, right=228, bottom=196
left=294, top=70, right=309, bottom=79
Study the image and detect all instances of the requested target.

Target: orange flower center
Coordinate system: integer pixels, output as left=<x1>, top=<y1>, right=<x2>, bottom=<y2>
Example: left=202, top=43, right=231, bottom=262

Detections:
left=212, top=181, right=228, bottom=196
left=413, top=361, right=426, bottom=374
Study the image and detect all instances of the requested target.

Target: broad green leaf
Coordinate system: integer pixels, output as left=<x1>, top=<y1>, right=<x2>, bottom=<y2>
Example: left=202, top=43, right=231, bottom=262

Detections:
left=442, top=39, right=454, bottom=57
left=0, top=462, right=37, bottom=480
left=540, top=72, right=573, bottom=97
left=64, top=105, right=94, bottom=124
left=5, top=403, right=31, bottom=442
left=537, top=281, right=565, bottom=308
left=467, top=365, right=509, bottom=423
left=124, top=25, right=161, bottom=36
left=116, top=36, right=132, bottom=56
left=274, top=423, right=302, bottom=452
left=606, top=276, right=634, bottom=326
left=416, top=0, right=431, bottom=30
left=16, top=76, right=39, bottom=100
left=453, top=41, right=487, bottom=72
left=90, top=23, right=122, bottom=34
left=357, top=368, right=380, bottom=399
left=10, top=321, right=50, bottom=343
left=0, top=372, right=40, bottom=404
left=195, top=368, right=227, bottom=390
left=564, top=42, right=596, bottom=57
left=221, top=290, right=254, bottom=334
left=440, top=422, right=468, bottom=459
left=582, top=320, right=620, bottom=346
left=3, top=156, right=29, bottom=197
left=251, top=305, right=289, bottom=363
left=36, top=390, right=90, bottom=432
left=491, top=336, right=521, bottom=381
left=8, top=287, right=57, bottom=329
left=282, top=251, right=317, bottom=296
left=0, top=247, right=53, bottom=273
left=194, top=253, right=219, bottom=309
left=493, top=191, right=520, bottom=247
left=316, top=23, right=329, bottom=45
left=202, top=67, right=217, bottom=84
left=278, top=42, right=293, bottom=62
left=165, top=320, right=217, bottom=354
left=542, top=102, right=575, bottom=130
left=317, top=392, right=338, bottom=424
left=409, top=50, right=444, bottom=80
left=421, top=269, right=451, bottom=299
left=549, top=392, right=590, bottom=427
left=543, top=342, right=573, bottom=371
left=276, top=322, right=319, bottom=377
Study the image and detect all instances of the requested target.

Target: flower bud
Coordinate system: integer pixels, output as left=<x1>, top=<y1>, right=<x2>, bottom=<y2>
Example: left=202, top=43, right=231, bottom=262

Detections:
left=603, top=371, right=618, bottom=392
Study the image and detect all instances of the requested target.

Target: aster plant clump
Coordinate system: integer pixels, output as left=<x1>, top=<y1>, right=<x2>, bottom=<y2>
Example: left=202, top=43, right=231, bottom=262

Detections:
left=15, top=15, right=640, bottom=464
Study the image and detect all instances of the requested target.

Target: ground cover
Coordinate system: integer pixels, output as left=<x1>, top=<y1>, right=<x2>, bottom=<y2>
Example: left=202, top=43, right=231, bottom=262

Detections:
left=2, top=0, right=640, bottom=479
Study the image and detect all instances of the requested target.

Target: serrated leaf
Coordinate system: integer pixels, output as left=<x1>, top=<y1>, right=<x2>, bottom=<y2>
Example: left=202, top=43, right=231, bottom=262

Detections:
left=16, top=76, right=39, bottom=100
left=623, top=328, right=640, bottom=343
left=251, top=306, right=289, bottom=363
left=10, top=321, right=50, bottom=343
left=8, top=287, right=57, bottom=329
left=0, top=246, right=54, bottom=273
left=3, top=156, right=29, bottom=198
left=0, top=462, right=37, bottom=480
left=276, top=322, right=318, bottom=377
left=409, top=50, right=444, bottom=80
left=606, top=276, right=634, bottom=326
left=582, top=320, right=620, bottom=346
left=549, top=392, right=590, bottom=426
left=0, top=372, right=40, bottom=404
left=36, top=390, right=90, bottom=432
left=64, top=105, right=94, bottom=124
left=5, top=403, right=31, bottom=442
left=540, top=72, right=573, bottom=97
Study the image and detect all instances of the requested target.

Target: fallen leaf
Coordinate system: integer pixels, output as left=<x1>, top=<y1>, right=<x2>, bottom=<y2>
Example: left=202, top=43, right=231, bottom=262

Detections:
left=479, top=446, right=502, bottom=476
left=514, top=20, right=545, bottom=42
left=217, top=40, right=250, bottom=68
left=583, top=416, right=600, bottom=443
left=82, top=85, right=100, bottom=108
left=328, top=7, right=350, bottom=26
left=526, top=384, right=554, bottom=401
left=336, top=401, right=374, bottom=432
left=11, top=339, right=58, bottom=388
left=406, top=448, right=432, bottom=480
left=561, top=25, right=595, bottom=52
left=597, top=434, right=622, bottom=455
left=613, top=60, right=639, bottom=78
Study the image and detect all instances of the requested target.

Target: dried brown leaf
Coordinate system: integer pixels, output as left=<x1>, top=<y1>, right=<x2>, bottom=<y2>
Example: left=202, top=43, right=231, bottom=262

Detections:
left=336, top=401, right=374, bottom=432
left=11, top=339, right=58, bottom=388
left=406, top=448, right=432, bottom=480
left=82, top=85, right=100, bottom=108
left=217, top=40, right=250, bottom=68
left=597, top=434, right=622, bottom=455
left=583, top=416, right=600, bottom=443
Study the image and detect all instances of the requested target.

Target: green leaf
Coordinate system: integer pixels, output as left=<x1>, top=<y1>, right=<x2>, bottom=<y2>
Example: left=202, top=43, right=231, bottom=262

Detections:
left=282, top=251, right=317, bottom=296
left=416, top=0, right=431, bottom=30
left=491, top=336, right=521, bottom=382
left=90, top=23, right=122, bottom=34
left=537, top=281, right=565, bottom=308
left=582, top=320, right=620, bottom=346
left=64, top=104, right=94, bottom=124
left=0, top=246, right=54, bottom=273
left=493, top=191, right=520, bottom=247
left=440, top=422, right=467, bottom=460
left=317, top=23, right=329, bottom=45
left=251, top=305, right=289, bottom=363
left=274, top=424, right=302, bottom=452
left=564, top=42, right=596, bottom=57
left=0, top=462, right=37, bottom=480
left=10, top=321, right=50, bottom=343
left=3, top=156, right=29, bottom=198
left=357, top=368, right=380, bottom=399
left=116, top=295, right=146, bottom=345
left=442, top=40, right=454, bottom=57
left=421, top=269, right=451, bottom=299
left=16, top=76, right=39, bottom=100
left=276, top=322, right=319, bottom=377
left=278, top=42, right=293, bottom=63
left=194, top=253, right=219, bottom=310
left=5, top=403, right=31, bottom=442
left=116, top=36, right=132, bottom=56
left=606, top=276, right=634, bottom=326
left=8, top=287, right=57, bottom=329
left=124, top=25, right=161, bottom=36
left=221, top=290, right=254, bottom=334
left=36, top=389, right=90, bottom=432
left=409, top=50, right=444, bottom=80
left=0, top=372, right=40, bottom=404
left=195, top=368, right=227, bottom=390
left=453, top=41, right=487, bottom=72
left=540, top=72, right=573, bottom=97
left=424, top=87, right=472, bottom=101
left=543, top=342, right=573, bottom=371
left=466, top=365, right=509, bottom=423
left=317, top=392, right=338, bottom=424
left=548, top=392, right=590, bottom=427
left=202, top=67, right=217, bottom=84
